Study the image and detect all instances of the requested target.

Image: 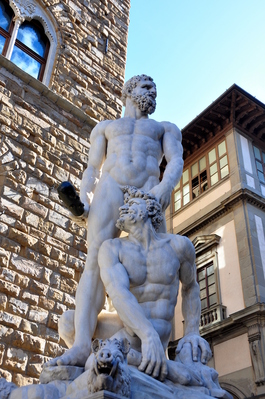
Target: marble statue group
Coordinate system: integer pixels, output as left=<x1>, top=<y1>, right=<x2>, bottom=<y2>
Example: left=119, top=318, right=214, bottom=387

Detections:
left=3, top=75, right=232, bottom=399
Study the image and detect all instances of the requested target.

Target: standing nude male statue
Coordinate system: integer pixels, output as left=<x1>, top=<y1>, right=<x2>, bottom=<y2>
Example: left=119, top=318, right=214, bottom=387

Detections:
left=47, top=75, right=184, bottom=367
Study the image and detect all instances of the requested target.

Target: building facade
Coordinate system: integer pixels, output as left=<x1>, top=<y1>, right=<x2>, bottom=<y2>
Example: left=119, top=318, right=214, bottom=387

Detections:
left=167, top=85, right=265, bottom=399
left=0, top=0, right=130, bottom=386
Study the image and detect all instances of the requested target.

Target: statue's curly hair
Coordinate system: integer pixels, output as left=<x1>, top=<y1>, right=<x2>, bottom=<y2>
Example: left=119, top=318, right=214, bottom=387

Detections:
left=122, top=186, right=163, bottom=231
left=121, top=74, right=156, bottom=106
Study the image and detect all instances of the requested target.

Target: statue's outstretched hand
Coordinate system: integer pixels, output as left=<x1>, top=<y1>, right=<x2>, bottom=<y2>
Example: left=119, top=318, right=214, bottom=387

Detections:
left=176, top=333, right=212, bottom=364
left=138, top=334, right=168, bottom=381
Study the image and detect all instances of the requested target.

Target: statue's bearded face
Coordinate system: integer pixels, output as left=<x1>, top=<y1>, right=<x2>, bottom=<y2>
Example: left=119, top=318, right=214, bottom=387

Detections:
left=131, top=91, right=156, bottom=115
left=130, top=80, right=157, bottom=115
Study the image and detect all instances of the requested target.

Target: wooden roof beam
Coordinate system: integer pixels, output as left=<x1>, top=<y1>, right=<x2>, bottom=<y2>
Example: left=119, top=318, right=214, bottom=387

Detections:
left=242, top=109, right=264, bottom=128
left=249, top=115, right=265, bottom=133
left=209, top=110, right=226, bottom=120
left=236, top=104, right=256, bottom=122
left=257, top=127, right=265, bottom=139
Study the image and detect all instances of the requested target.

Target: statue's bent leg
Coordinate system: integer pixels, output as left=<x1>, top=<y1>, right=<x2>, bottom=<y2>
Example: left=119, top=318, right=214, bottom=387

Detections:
left=167, top=359, right=203, bottom=386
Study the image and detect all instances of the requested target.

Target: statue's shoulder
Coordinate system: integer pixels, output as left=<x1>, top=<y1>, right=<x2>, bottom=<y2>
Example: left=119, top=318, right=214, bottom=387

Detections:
left=91, top=119, right=113, bottom=137
left=171, top=234, right=195, bottom=260
left=160, top=121, right=182, bottom=140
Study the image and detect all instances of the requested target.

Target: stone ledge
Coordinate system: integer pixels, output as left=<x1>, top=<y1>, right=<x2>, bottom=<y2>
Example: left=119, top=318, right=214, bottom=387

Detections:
left=0, top=55, right=97, bottom=128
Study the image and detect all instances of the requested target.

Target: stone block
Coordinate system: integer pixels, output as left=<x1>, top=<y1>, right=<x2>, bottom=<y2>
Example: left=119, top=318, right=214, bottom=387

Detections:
left=20, top=197, right=48, bottom=218
left=60, top=277, right=78, bottom=295
left=10, top=254, right=43, bottom=279
left=25, top=211, right=40, bottom=228
left=4, top=348, right=28, bottom=372
left=38, top=241, right=52, bottom=257
left=8, top=228, right=38, bottom=248
left=20, top=319, right=38, bottom=335
left=28, top=307, right=48, bottom=325
left=47, top=235, right=70, bottom=252
left=51, top=247, right=68, bottom=263
left=0, top=236, right=20, bottom=253
left=68, top=255, right=85, bottom=271
left=49, top=272, right=61, bottom=289
left=21, top=291, right=39, bottom=306
left=36, top=156, right=54, bottom=175
left=53, top=165, right=70, bottom=182
left=0, top=325, right=14, bottom=342
left=0, top=267, right=15, bottom=283
left=22, top=148, right=37, bottom=165
left=29, top=280, right=48, bottom=296
left=3, top=186, right=21, bottom=204
left=0, top=213, right=16, bottom=227
left=44, top=341, right=65, bottom=358
left=0, top=279, right=20, bottom=297
left=48, top=210, right=69, bottom=228
left=39, top=325, right=60, bottom=343
left=7, top=169, right=27, bottom=185
left=0, top=198, right=24, bottom=220
left=0, top=311, right=22, bottom=328
left=41, top=267, right=53, bottom=285
left=48, top=287, right=64, bottom=302
left=26, top=177, right=49, bottom=197
left=58, top=265, right=75, bottom=279
left=21, top=333, right=46, bottom=354
left=5, top=137, right=23, bottom=157
left=38, top=219, right=54, bottom=235
left=54, top=226, right=74, bottom=245
left=7, top=298, right=28, bottom=317
left=39, top=296, right=55, bottom=311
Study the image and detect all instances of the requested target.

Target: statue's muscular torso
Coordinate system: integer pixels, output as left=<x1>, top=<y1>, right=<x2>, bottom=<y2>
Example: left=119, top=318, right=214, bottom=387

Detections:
left=117, top=235, right=181, bottom=347
left=102, top=117, right=164, bottom=189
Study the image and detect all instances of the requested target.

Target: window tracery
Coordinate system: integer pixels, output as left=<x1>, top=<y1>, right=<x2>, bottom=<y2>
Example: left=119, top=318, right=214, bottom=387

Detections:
left=0, top=0, right=57, bottom=84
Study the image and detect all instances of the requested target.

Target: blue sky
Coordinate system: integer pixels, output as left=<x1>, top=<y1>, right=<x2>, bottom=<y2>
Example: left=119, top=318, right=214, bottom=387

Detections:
left=124, top=1, right=265, bottom=129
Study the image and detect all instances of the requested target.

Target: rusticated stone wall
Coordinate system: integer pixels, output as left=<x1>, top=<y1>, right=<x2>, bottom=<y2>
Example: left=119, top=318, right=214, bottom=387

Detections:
left=48, top=0, right=130, bottom=121
left=0, top=0, right=130, bottom=386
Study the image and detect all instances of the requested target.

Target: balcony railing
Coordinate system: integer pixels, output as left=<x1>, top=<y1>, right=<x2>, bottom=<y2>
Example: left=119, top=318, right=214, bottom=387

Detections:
left=200, top=304, right=227, bottom=328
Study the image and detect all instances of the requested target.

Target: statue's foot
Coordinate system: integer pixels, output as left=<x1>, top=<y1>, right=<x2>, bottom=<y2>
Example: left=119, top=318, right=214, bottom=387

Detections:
left=44, top=345, right=90, bottom=368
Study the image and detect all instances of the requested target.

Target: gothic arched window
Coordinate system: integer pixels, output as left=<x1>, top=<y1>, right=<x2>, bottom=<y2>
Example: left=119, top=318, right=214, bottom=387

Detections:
left=0, top=0, right=57, bottom=84
left=10, top=19, right=50, bottom=80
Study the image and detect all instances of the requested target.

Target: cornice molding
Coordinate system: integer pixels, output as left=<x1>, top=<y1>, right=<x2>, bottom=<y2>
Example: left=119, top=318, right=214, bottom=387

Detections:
left=176, top=188, right=265, bottom=237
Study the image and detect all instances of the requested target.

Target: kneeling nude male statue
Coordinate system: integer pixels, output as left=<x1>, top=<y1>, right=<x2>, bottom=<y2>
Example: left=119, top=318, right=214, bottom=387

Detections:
left=56, top=187, right=230, bottom=398
left=96, top=187, right=227, bottom=396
